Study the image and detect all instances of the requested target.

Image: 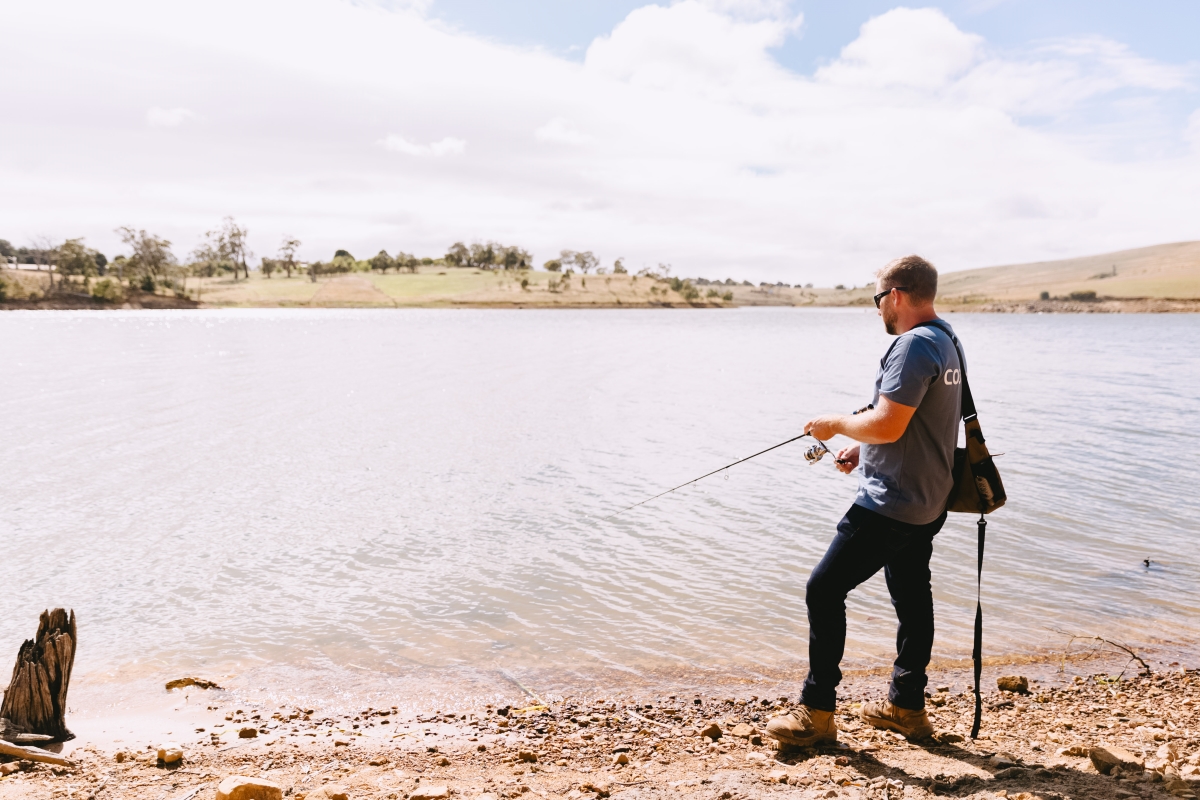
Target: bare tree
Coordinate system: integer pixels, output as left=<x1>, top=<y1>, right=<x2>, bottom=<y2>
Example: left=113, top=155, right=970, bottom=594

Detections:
left=220, top=217, right=250, bottom=279
left=278, top=237, right=300, bottom=278
left=574, top=251, right=598, bottom=274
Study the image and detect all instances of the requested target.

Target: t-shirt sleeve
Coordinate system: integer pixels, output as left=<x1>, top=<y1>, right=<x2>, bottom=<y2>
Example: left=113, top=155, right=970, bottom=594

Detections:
left=879, top=333, right=942, bottom=408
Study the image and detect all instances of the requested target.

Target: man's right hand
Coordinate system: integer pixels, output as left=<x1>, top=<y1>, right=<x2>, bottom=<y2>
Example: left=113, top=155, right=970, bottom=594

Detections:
left=835, top=445, right=860, bottom=474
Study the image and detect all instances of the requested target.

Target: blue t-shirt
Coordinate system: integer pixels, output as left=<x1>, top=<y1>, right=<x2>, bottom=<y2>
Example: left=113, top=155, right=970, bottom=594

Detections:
left=854, top=321, right=963, bottom=525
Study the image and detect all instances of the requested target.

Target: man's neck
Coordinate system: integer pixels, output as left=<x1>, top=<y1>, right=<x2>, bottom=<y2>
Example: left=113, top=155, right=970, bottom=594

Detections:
left=895, top=306, right=939, bottom=334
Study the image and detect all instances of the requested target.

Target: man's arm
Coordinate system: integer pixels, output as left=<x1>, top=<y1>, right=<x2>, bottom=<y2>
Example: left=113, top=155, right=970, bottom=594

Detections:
left=804, top=395, right=917, bottom=445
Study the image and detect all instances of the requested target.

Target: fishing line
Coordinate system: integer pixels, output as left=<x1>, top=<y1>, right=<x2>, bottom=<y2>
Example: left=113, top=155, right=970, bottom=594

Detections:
left=603, top=432, right=849, bottom=521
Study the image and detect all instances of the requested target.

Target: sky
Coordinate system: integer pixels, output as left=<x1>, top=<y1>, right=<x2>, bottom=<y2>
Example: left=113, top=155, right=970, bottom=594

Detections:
left=2, top=0, right=1198, bottom=284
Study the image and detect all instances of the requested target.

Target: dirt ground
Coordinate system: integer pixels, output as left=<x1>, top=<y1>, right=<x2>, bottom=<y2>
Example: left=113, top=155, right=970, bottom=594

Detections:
left=3, top=660, right=1197, bottom=800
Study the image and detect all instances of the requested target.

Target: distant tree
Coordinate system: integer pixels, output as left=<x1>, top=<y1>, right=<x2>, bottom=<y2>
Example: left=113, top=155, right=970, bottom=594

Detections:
left=370, top=249, right=395, bottom=274
left=612, top=257, right=627, bottom=274
left=394, top=251, right=419, bottom=273
left=544, top=259, right=562, bottom=272
left=330, top=253, right=356, bottom=273
left=260, top=257, right=278, bottom=278
left=467, top=242, right=495, bottom=269
left=116, top=227, right=177, bottom=289
left=444, top=242, right=468, bottom=268
left=218, top=218, right=250, bottom=279
left=574, top=251, right=598, bottom=274
left=94, top=252, right=108, bottom=274
left=278, top=237, right=300, bottom=278
left=57, top=238, right=99, bottom=280
left=0, top=239, right=13, bottom=258
left=497, top=245, right=532, bottom=270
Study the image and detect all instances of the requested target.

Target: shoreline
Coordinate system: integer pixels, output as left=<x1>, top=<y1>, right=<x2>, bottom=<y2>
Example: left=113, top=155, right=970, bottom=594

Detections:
left=9, top=646, right=1199, bottom=799
left=2, top=296, right=1198, bottom=313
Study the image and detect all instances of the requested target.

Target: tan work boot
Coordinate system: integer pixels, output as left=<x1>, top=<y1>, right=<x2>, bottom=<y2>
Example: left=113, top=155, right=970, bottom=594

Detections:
left=860, top=700, right=934, bottom=740
left=764, top=705, right=838, bottom=747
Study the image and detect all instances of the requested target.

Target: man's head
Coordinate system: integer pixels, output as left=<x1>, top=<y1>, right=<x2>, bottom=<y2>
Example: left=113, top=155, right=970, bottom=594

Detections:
left=875, top=255, right=938, bottom=335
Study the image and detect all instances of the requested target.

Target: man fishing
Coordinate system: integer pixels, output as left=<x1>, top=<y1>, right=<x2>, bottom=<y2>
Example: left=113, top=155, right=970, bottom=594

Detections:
left=765, top=255, right=962, bottom=746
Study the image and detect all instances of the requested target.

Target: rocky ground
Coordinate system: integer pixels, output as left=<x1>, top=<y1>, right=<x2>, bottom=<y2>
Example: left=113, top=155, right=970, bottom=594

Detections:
left=2, top=665, right=1198, bottom=800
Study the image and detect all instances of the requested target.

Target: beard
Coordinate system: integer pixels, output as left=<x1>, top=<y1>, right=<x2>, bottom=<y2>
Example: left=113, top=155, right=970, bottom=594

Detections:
left=882, top=303, right=899, bottom=335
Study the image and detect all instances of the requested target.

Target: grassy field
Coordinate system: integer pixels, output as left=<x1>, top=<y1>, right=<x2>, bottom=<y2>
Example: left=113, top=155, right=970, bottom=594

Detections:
left=937, top=240, right=1200, bottom=302
left=188, top=268, right=735, bottom=308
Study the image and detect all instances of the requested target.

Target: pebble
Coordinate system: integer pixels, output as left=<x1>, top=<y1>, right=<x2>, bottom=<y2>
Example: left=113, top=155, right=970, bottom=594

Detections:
left=156, top=743, right=183, bottom=765
left=997, top=675, right=1030, bottom=693
left=730, top=722, right=755, bottom=738
left=238, top=727, right=258, bottom=739
left=215, top=775, right=283, bottom=800
left=699, top=722, right=722, bottom=740
left=304, top=787, right=349, bottom=800
left=409, top=785, right=450, bottom=800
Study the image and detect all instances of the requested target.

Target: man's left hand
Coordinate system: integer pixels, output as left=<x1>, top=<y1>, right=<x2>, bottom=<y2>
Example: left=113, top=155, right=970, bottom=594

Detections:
left=804, top=415, right=843, bottom=441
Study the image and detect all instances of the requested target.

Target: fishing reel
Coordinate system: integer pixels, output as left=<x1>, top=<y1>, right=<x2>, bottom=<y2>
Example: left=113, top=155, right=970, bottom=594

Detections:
left=805, top=438, right=850, bottom=466
left=804, top=441, right=832, bottom=465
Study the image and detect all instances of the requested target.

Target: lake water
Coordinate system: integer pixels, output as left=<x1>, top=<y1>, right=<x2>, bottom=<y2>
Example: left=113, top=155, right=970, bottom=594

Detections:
left=1, top=308, right=1198, bottom=699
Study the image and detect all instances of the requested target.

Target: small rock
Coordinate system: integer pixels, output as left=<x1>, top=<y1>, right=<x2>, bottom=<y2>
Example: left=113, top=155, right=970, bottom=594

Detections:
left=699, top=722, right=722, bottom=740
left=994, top=767, right=1026, bottom=779
left=996, top=676, right=1029, bottom=694
left=765, top=769, right=788, bottom=783
left=165, top=677, right=222, bottom=691
left=581, top=781, right=611, bottom=798
left=518, top=750, right=538, bottom=762
left=409, top=786, right=450, bottom=800
left=0, top=764, right=19, bottom=776
left=1165, top=777, right=1196, bottom=798
left=1090, top=745, right=1145, bottom=775
left=730, top=723, right=755, bottom=738
left=1057, top=743, right=1089, bottom=757
left=238, top=727, right=258, bottom=739
left=305, top=787, right=349, bottom=800
left=1159, top=742, right=1182, bottom=763
left=368, top=756, right=389, bottom=766
left=749, top=734, right=763, bottom=746
left=113, top=751, right=129, bottom=763
left=215, top=775, right=284, bottom=800
left=935, top=732, right=964, bottom=743
left=156, top=743, right=183, bottom=765
left=333, top=737, right=350, bottom=747
left=612, top=753, right=629, bottom=765
left=746, top=752, right=767, bottom=763
left=436, top=756, right=451, bottom=766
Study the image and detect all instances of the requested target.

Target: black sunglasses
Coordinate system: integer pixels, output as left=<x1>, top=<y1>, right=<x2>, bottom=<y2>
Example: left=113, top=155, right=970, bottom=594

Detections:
left=873, top=286, right=909, bottom=308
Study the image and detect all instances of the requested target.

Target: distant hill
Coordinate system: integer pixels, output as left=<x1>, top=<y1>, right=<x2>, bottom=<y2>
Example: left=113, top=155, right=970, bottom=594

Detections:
left=938, top=241, right=1200, bottom=302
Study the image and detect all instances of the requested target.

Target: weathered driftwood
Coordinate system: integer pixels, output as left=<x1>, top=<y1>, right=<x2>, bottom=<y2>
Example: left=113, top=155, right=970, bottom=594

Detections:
left=0, top=609, right=76, bottom=741
left=0, top=738, right=73, bottom=767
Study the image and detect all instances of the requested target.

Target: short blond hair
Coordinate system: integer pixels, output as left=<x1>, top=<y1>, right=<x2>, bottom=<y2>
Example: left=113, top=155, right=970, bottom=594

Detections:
left=876, top=255, right=937, bottom=304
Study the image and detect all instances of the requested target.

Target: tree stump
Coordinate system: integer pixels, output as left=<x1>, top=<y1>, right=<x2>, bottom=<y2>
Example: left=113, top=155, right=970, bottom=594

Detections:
left=0, top=609, right=76, bottom=741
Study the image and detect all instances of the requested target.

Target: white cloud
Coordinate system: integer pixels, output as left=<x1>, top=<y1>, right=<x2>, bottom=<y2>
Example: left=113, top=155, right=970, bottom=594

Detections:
left=535, top=118, right=594, bottom=145
left=380, top=134, right=466, bottom=157
left=146, top=107, right=196, bottom=127
left=816, top=8, right=982, bottom=90
left=0, top=1, right=1197, bottom=283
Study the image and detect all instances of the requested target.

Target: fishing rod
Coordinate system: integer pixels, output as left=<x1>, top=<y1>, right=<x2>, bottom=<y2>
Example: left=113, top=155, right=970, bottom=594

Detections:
left=602, top=432, right=848, bottom=521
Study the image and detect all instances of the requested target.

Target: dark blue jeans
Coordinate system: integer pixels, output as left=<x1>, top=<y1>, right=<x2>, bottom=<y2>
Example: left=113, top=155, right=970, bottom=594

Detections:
left=800, top=503, right=946, bottom=712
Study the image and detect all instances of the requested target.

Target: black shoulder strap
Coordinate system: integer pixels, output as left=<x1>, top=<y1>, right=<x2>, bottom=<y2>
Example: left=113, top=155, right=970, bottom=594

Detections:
left=915, top=319, right=987, bottom=739
left=916, top=319, right=976, bottom=422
